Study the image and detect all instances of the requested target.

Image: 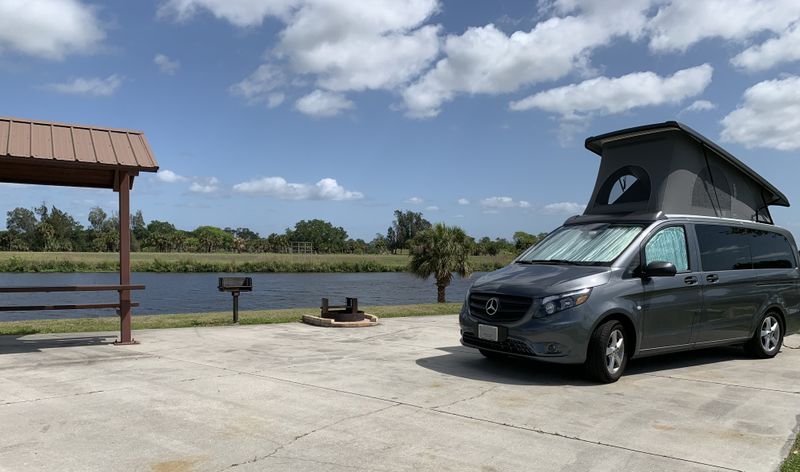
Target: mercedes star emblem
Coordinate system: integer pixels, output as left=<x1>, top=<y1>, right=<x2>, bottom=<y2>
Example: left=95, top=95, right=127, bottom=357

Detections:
left=485, top=297, right=499, bottom=316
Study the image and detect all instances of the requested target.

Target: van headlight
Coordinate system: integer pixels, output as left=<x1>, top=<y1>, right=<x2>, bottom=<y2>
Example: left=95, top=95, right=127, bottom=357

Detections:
left=538, top=288, right=592, bottom=317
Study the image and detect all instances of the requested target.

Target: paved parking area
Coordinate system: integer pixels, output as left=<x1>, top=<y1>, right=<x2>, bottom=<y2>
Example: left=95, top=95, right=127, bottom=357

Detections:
left=1, top=315, right=799, bottom=471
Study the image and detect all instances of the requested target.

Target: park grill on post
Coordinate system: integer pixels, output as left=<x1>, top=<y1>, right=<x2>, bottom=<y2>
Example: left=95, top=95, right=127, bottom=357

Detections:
left=218, top=277, right=252, bottom=323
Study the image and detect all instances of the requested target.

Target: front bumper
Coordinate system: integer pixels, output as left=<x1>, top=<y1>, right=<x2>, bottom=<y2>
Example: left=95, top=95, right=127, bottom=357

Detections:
left=459, top=302, right=593, bottom=364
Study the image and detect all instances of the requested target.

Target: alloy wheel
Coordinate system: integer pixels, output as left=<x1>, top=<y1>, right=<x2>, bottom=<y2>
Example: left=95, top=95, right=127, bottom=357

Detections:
left=605, top=329, right=625, bottom=374
left=760, top=315, right=781, bottom=353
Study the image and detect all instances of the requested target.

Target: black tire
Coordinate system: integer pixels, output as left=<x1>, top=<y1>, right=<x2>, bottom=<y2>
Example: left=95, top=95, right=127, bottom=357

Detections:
left=479, top=349, right=507, bottom=360
left=745, top=312, right=783, bottom=359
left=585, top=320, right=628, bottom=383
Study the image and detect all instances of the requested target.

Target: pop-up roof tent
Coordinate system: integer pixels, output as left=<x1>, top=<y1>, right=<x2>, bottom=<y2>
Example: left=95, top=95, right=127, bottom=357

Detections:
left=578, top=121, right=789, bottom=224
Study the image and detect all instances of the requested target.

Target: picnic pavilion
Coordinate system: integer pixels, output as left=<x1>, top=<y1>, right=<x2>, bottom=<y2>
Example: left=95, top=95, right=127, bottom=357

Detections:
left=0, top=116, right=159, bottom=343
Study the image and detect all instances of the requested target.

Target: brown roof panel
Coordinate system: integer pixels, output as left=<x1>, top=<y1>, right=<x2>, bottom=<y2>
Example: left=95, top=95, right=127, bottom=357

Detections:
left=8, top=121, right=31, bottom=157
left=72, top=127, right=96, bottom=163
left=51, top=126, right=75, bottom=161
left=0, top=120, right=9, bottom=155
left=0, top=116, right=158, bottom=172
left=31, top=123, right=53, bottom=159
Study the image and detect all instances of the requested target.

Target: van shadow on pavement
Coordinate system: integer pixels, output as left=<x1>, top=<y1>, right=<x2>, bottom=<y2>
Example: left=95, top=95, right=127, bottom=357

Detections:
left=0, top=335, right=116, bottom=355
left=416, top=345, right=750, bottom=385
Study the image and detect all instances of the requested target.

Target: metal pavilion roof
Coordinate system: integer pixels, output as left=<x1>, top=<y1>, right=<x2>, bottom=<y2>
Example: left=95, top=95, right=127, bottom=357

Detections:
left=0, top=116, right=158, bottom=189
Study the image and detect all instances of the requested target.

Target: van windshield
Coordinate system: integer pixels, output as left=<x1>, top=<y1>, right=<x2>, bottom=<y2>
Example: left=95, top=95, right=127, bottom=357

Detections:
left=517, top=223, right=643, bottom=266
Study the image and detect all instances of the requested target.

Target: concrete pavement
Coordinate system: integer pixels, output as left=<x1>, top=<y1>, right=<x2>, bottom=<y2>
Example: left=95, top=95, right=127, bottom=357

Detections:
left=1, top=315, right=799, bottom=471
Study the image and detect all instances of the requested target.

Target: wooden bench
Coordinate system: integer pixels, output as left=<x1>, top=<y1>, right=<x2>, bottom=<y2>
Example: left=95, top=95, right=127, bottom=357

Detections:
left=0, top=285, right=145, bottom=312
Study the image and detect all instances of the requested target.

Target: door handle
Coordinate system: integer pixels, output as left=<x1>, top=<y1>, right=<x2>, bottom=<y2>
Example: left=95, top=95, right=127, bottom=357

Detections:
left=706, top=274, right=719, bottom=283
left=684, top=276, right=698, bottom=285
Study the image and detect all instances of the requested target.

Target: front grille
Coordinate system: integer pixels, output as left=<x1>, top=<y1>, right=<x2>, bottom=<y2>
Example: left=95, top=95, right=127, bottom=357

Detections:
left=463, top=333, right=534, bottom=356
left=469, top=292, right=532, bottom=321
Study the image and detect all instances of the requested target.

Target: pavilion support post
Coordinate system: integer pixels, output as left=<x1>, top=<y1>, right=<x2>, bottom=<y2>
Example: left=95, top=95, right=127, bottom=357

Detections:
left=115, top=172, right=136, bottom=345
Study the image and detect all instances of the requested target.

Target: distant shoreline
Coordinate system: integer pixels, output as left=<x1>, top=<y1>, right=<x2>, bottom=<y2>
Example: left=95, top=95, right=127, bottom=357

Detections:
left=0, top=251, right=511, bottom=273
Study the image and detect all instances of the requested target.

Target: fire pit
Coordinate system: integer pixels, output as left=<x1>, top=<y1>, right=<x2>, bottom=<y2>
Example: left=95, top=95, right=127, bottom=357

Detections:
left=302, top=297, right=378, bottom=327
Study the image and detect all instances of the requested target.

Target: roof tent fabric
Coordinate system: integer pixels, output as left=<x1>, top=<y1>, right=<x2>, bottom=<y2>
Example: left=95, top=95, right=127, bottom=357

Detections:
left=582, top=122, right=788, bottom=224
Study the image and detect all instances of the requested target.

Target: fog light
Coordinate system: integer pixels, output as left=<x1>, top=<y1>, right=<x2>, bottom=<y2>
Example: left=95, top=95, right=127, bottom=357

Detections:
left=546, top=343, right=560, bottom=354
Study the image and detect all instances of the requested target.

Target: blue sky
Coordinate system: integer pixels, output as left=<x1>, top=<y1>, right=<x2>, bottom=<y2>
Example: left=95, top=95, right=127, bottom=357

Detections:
left=1, top=0, right=800, bottom=240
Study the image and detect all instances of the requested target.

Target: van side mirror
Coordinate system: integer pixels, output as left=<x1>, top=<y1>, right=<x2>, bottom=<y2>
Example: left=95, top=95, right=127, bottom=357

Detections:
left=639, top=261, right=677, bottom=278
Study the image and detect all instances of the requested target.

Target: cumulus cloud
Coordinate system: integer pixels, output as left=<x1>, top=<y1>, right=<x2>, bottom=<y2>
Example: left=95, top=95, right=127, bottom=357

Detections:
left=154, top=54, right=180, bottom=75
left=732, top=23, right=800, bottom=71
left=48, top=75, right=123, bottom=97
left=155, top=170, right=188, bottom=183
left=509, top=64, right=712, bottom=119
left=406, top=196, right=424, bottom=204
left=541, top=202, right=586, bottom=215
left=721, top=76, right=800, bottom=151
left=457, top=198, right=470, bottom=205
left=480, top=197, right=530, bottom=211
left=233, top=176, right=363, bottom=200
left=402, top=0, right=652, bottom=117
left=158, top=0, right=299, bottom=27
left=682, top=99, right=716, bottom=113
left=189, top=177, right=219, bottom=194
left=230, top=64, right=286, bottom=107
left=278, top=0, right=440, bottom=93
left=295, top=89, right=354, bottom=117
left=424, top=205, right=439, bottom=212
left=647, top=0, right=800, bottom=53
left=0, top=0, right=105, bottom=59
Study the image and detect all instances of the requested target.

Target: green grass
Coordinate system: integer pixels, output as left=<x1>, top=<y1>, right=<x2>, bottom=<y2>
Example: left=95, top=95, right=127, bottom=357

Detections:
left=784, top=432, right=800, bottom=472
left=0, top=251, right=512, bottom=273
left=0, top=302, right=462, bottom=336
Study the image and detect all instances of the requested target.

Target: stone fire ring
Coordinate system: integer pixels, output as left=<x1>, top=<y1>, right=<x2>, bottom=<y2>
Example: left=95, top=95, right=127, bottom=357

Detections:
left=302, top=313, right=379, bottom=328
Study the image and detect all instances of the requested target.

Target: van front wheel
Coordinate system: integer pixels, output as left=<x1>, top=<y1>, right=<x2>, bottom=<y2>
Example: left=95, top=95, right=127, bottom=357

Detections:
left=745, top=312, right=783, bottom=358
left=585, top=320, right=627, bottom=383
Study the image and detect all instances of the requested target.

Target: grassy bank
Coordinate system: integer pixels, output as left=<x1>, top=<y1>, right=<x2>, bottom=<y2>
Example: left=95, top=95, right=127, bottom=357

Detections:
left=0, top=252, right=511, bottom=273
left=0, top=302, right=462, bottom=336
left=784, top=433, right=800, bottom=472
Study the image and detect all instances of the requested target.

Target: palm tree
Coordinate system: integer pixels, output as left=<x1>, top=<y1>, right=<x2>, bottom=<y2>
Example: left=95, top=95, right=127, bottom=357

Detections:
left=409, top=223, right=472, bottom=303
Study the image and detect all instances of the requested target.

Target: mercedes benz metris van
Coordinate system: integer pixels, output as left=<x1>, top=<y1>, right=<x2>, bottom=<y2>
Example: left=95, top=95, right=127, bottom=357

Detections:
left=459, top=215, right=800, bottom=382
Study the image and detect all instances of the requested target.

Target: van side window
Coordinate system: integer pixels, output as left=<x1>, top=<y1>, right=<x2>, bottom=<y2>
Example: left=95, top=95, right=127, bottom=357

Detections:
left=645, top=226, right=689, bottom=271
left=750, top=230, right=795, bottom=268
left=696, top=225, right=796, bottom=270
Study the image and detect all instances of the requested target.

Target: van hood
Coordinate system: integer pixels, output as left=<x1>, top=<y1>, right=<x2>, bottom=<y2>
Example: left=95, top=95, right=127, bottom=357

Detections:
left=471, top=263, right=612, bottom=298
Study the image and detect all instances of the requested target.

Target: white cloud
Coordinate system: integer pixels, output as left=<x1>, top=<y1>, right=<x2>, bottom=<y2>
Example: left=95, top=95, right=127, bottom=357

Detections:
left=457, top=198, right=470, bottom=205
left=155, top=170, right=187, bottom=183
left=295, top=89, right=354, bottom=117
left=647, top=0, right=800, bottom=53
left=279, top=0, right=440, bottom=93
left=154, top=54, right=180, bottom=75
left=509, top=64, right=712, bottom=118
left=683, top=99, right=716, bottom=113
left=406, top=196, right=424, bottom=204
left=189, top=177, right=219, bottom=194
left=402, top=0, right=652, bottom=118
left=48, top=75, right=123, bottom=97
left=0, top=0, right=105, bottom=59
left=233, top=176, right=363, bottom=200
left=424, top=205, right=439, bottom=212
left=732, top=23, right=800, bottom=71
left=158, top=0, right=299, bottom=27
left=721, top=76, right=800, bottom=151
left=230, top=64, right=286, bottom=107
left=542, top=202, right=586, bottom=215
left=480, top=197, right=530, bottom=210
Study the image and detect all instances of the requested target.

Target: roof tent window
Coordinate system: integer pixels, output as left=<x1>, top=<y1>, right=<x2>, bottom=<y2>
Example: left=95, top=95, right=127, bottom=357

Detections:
left=598, top=166, right=651, bottom=206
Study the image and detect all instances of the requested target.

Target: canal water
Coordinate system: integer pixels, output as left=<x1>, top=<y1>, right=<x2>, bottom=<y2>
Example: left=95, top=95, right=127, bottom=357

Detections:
left=0, top=272, right=486, bottom=321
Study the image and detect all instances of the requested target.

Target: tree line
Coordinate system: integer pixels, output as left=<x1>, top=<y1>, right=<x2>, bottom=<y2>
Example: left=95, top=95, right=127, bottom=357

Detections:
left=0, top=205, right=547, bottom=256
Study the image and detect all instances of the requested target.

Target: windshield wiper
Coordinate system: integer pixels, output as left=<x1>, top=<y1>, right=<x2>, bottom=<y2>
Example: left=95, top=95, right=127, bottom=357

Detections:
left=520, top=259, right=579, bottom=265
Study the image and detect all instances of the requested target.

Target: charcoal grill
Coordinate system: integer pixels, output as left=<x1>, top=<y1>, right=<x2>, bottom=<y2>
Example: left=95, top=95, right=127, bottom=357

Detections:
left=218, top=277, right=252, bottom=323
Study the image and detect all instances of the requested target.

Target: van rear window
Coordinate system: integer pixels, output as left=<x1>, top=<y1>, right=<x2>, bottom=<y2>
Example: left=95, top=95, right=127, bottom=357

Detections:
left=695, top=225, right=796, bottom=271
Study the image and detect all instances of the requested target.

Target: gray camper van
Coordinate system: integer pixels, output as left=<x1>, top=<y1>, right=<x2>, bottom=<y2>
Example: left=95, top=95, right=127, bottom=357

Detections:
left=459, top=122, right=800, bottom=383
